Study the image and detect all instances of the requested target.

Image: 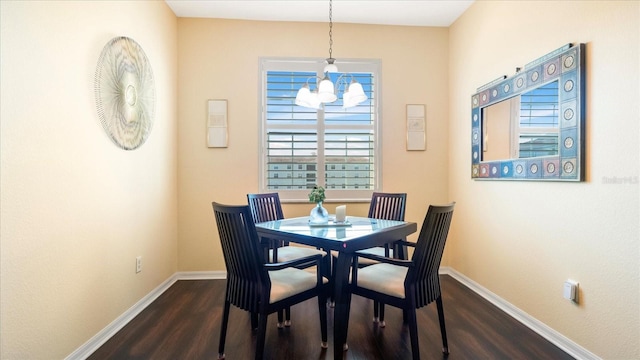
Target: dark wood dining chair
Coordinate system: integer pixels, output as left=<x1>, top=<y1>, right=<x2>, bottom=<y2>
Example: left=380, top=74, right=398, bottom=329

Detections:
left=212, top=202, right=329, bottom=360
left=357, top=192, right=408, bottom=262
left=247, top=192, right=326, bottom=263
left=247, top=192, right=327, bottom=327
left=331, top=192, right=407, bottom=322
left=351, top=202, right=455, bottom=360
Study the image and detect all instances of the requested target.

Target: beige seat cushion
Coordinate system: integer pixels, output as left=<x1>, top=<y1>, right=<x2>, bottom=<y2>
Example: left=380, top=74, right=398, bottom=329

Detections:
left=355, top=247, right=394, bottom=265
left=269, top=268, right=328, bottom=303
left=355, top=263, right=407, bottom=299
left=270, top=246, right=326, bottom=263
left=331, top=247, right=394, bottom=266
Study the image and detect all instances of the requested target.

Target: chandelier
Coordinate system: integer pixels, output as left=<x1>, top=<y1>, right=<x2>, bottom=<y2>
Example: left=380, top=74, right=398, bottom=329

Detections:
left=295, top=0, right=368, bottom=109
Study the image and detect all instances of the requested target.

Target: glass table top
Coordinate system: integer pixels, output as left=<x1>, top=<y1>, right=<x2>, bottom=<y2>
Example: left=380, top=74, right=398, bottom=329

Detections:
left=255, top=216, right=409, bottom=241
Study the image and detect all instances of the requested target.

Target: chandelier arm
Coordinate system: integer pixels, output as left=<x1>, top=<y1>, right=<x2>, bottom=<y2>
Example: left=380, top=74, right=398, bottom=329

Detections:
left=306, top=75, right=325, bottom=88
left=335, top=73, right=351, bottom=92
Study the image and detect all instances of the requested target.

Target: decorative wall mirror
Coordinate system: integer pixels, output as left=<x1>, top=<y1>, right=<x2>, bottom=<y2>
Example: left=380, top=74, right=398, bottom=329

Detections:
left=471, top=43, right=585, bottom=181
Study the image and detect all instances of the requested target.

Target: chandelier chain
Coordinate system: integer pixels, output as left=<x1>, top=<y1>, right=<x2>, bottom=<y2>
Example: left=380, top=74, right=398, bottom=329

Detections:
left=328, top=0, right=333, bottom=60
left=295, top=0, right=367, bottom=109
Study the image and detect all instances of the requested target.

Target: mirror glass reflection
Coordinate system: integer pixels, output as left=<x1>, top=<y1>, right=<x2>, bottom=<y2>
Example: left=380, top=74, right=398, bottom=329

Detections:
left=481, top=80, right=559, bottom=162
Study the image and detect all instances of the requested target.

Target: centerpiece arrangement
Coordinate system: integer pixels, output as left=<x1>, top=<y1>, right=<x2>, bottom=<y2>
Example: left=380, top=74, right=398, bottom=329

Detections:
left=308, top=186, right=329, bottom=224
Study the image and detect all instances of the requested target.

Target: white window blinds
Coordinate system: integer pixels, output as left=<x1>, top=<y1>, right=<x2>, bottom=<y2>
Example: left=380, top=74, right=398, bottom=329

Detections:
left=518, top=80, right=560, bottom=158
left=260, top=59, right=381, bottom=202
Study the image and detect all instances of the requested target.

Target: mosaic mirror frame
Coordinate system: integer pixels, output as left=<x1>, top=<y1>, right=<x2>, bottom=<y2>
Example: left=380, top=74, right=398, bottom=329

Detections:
left=471, top=43, right=585, bottom=181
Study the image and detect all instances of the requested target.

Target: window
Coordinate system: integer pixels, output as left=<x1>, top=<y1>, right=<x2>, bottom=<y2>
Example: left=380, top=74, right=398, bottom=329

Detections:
left=260, top=58, right=381, bottom=202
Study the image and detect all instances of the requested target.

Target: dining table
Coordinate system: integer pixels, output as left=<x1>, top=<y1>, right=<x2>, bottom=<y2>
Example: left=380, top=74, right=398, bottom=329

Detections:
left=254, top=216, right=417, bottom=360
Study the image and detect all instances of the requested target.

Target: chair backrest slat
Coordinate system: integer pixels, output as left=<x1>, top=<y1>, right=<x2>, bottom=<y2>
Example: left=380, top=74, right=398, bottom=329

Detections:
left=406, top=203, right=455, bottom=308
left=368, top=192, right=407, bottom=221
left=367, top=192, right=407, bottom=256
left=247, top=193, right=284, bottom=223
left=213, top=202, right=270, bottom=312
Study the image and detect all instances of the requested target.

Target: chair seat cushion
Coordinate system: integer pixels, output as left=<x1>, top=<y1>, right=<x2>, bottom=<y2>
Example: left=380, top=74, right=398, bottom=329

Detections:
left=356, top=263, right=407, bottom=299
left=269, top=268, right=328, bottom=303
left=270, top=246, right=326, bottom=263
left=355, top=247, right=394, bottom=265
left=331, top=247, right=393, bottom=266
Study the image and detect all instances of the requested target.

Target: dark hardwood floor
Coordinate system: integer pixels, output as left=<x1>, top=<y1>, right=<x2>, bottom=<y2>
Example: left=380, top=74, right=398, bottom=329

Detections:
left=89, top=275, right=574, bottom=359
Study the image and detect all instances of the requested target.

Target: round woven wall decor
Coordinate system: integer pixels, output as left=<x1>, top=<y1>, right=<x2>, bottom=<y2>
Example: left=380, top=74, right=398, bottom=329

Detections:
left=94, top=36, right=155, bottom=150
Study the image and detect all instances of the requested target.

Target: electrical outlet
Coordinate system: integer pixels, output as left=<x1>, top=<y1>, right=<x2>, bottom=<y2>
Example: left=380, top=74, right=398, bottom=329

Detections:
left=563, top=279, right=578, bottom=302
left=136, top=256, right=142, bottom=273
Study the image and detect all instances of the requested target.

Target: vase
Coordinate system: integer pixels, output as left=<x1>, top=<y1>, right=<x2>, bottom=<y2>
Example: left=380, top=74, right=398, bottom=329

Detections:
left=309, top=202, right=329, bottom=224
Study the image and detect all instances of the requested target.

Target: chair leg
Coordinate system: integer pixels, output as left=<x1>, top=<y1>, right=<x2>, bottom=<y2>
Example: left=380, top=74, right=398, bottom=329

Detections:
left=373, top=300, right=379, bottom=322
left=436, top=296, right=449, bottom=355
left=255, top=313, right=268, bottom=360
left=277, top=309, right=284, bottom=328
left=379, top=303, right=386, bottom=327
left=251, top=312, right=258, bottom=331
left=218, top=300, right=231, bottom=359
left=406, top=307, right=420, bottom=360
left=395, top=241, right=408, bottom=260
left=329, top=255, right=337, bottom=304
left=322, top=251, right=333, bottom=305
left=285, top=307, right=292, bottom=326
left=318, top=291, right=328, bottom=348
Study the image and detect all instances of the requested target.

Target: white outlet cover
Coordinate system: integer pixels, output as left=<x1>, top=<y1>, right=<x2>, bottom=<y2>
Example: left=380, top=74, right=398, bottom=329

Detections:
left=563, top=280, right=578, bottom=301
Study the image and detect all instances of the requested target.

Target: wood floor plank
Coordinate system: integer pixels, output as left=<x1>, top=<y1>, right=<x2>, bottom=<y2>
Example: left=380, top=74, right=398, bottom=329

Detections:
left=89, top=275, right=574, bottom=359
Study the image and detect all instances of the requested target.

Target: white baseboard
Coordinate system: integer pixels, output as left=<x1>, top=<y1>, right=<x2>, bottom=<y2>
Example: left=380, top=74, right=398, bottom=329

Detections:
left=69, top=269, right=598, bottom=360
left=65, top=274, right=180, bottom=360
left=439, top=267, right=600, bottom=360
left=66, top=271, right=227, bottom=359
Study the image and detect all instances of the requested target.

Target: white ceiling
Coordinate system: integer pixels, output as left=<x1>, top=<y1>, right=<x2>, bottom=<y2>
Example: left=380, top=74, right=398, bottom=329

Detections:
left=165, top=0, right=475, bottom=27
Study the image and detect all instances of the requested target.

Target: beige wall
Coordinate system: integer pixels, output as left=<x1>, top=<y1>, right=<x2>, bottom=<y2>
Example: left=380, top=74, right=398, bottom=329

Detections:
left=0, top=1, right=178, bottom=358
left=2, top=1, right=638, bottom=359
left=448, top=1, right=639, bottom=359
left=176, top=19, right=451, bottom=271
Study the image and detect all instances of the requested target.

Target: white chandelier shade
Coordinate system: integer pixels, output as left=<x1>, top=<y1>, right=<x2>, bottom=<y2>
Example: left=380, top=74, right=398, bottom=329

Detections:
left=324, top=60, right=338, bottom=74
left=295, top=73, right=368, bottom=109
left=345, top=81, right=367, bottom=106
left=294, top=84, right=322, bottom=109
left=318, top=76, right=338, bottom=103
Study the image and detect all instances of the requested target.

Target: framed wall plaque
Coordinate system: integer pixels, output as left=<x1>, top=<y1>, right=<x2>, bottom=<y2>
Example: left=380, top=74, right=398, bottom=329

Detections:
left=407, top=104, right=426, bottom=151
left=207, top=99, right=228, bottom=148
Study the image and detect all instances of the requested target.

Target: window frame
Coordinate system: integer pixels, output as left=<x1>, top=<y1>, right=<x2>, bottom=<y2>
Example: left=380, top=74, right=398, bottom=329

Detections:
left=259, top=57, right=382, bottom=203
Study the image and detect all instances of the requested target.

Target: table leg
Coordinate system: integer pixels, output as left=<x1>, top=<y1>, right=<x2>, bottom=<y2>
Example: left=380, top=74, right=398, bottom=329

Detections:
left=333, top=252, right=353, bottom=360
